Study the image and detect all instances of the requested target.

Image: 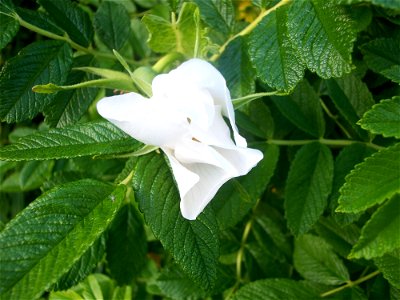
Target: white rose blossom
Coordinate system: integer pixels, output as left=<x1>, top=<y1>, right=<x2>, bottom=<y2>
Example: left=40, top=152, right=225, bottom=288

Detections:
left=97, top=59, right=263, bottom=220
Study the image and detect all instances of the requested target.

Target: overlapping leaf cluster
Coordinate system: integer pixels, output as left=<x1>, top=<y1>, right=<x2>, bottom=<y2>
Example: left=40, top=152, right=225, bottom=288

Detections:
left=0, top=0, right=399, bottom=299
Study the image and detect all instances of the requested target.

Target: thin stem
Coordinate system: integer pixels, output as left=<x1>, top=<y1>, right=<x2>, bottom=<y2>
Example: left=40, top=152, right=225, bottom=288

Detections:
left=152, top=52, right=183, bottom=73
left=210, top=0, right=292, bottom=62
left=320, top=271, right=381, bottom=298
left=16, top=14, right=138, bottom=65
left=119, top=170, right=134, bottom=186
left=319, top=99, right=352, bottom=139
left=266, top=138, right=384, bottom=151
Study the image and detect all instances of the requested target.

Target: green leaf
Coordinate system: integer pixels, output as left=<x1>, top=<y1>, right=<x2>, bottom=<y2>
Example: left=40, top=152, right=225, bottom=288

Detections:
left=271, top=80, right=325, bottom=137
left=0, top=121, right=142, bottom=161
left=294, top=234, right=350, bottom=285
left=38, top=0, right=94, bottom=47
left=16, top=7, right=64, bottom=36
left=54, top=236, right=105, bottom=291
left=142, top=2, right=206, bottom=57
left=326, top=73, right=375, bottom=139
left=285, top=143, right=334, bottom=236
left=0, top=13, right=19, bottom=50
left=358, top=96, right=400, bottom=139
left=193, top=0, right=235, bottom=38
left=337, top=143, right=400, bottom=213
left=249, top=5, right=305, bottom=92
left=349, top=196, right=400, bottom=259
left=361, top=38, right=400, bottom=84
left=0, top=180, right=125, bottom=299
left=0, top=41, right=73, bottom=123
left=375, top=249, right=400, bottom=289
left=132, top=152, right=219, bottom=290
left=287, top=0, right=356, bottom=78
left=148, top=264, right=207, bottom=299
left=329, top=144, right=375, bottom=225
left=217, top=37, right=255, bottom=98
left=248, top=101, right=275, bottom=139
left=94, top=1, right=131, bottom=51
left=339, top=0, right=400, bottom=9
left=106, top=203, right=147, bottom=285
left=233, top=278, right=317, bottom=300
left=212, top=144, right=279, bottom=230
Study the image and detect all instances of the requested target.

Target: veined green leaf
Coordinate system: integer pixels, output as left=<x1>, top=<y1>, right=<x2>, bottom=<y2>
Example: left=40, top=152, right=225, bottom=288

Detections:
left=106, top=203, right=147, bottom=285
left=337, top=143, right=400, bottom=213
left=37, top=0, right=94, bottom=47
left=271, top=80, right=325, bottom=137
left=0, top=41, right=73, bottom=123
left=0, top=13, right=19, bottom=50
left=142, top=2, right=206, bottom=57
left=217, top=37, right=255, bottom=98
left=375, top=249, right=400, bottom=289
left=0, top=180, right=125, bottom=299
left=338, top=0, right=400, bottom=9
left=233, top=279, right=317, bottom=300
left=16, top=7, right=64, bottom=36
left=349, top=196, right=400, bottom=259
left=94, top=1, right=131, bottom=51
left=212, top=144, right=279, bottom=230
left=358, top=96, right=400, bottom=139
left=361, top=37, right=400, bottom=84
left=249, top=5, right=305, bottom=92
left=287, top=0, right=356, bottom=78
left=132, top=152, right=219, bottom=290
left=0, top=121, right=142, bottom=161
left=294, top=234, right=350, bottom=285
left=326, top=73, right=375, bottom=139
left=285, top=143, right=334, bottom=236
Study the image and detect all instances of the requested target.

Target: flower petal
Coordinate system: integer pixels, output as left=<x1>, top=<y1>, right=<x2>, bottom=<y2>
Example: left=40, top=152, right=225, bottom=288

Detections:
left=97, top=92, right=190, bottom=147
left=165, top=58, right=247, bottom=147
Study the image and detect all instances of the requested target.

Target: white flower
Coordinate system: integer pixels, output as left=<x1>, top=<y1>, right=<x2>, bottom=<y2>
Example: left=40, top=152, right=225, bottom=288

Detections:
left=97, top=59, right=263, bottom=220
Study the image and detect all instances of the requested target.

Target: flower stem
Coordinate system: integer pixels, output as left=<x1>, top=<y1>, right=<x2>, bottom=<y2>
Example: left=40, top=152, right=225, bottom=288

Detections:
left=210, top=0, right=292, bottom=62
left=320, top=271, right=381, bottom=298
left=152, top=52, right=183, bottom=73
left=266, top=138, right=384, bottom=151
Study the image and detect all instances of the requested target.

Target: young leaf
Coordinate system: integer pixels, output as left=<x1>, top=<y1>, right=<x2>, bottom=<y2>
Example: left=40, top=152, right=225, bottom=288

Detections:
left=217, top=37, right=255, bottom=98
left=285, top=143, right=334, bottom=236
left=294, top=234, right=350, bottom=285
left=0, top=41, right=73, bottom=123
left=248, top=5, right=305, bottom=92
left=211, top=144, right=279, bottom=230
left=132, top=152, right=219, bottom=290
left=271, top=80, right=325, bottom=137
left=38, top=0, right=94, bottom=47
left=375, top=249, right=400, bottom=289
left=349, top=196, right=400, bottom=259
left=142, top=2, right=206, bottom=57
left=326, top=73, right=375, bottom=139
left=0, top=121, right=142, bottom=161
left=358, top=96, right=400, bottom=139
left=0, top=13, right=19, bottom=50
left=287, top=0, right=356, bottom=78
left=0, top=180, right=125, bottom=299
left=233, top=278, right=317, bottom=300
left=94, top=1, right=131, bottom=51
left=337, top=143, right=400, bottom=213
left=360, top=37, right=400, bottom=84
left=106, top=203, right=147, bottom=285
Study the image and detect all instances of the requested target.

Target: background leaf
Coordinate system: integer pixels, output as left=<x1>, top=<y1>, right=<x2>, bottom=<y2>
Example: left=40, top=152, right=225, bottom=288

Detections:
left=361, top=37, right=400, bottom=84
left=0, top=41, right=73, bottom=123
left=358, top=96, right=400, bottom=139
left=338, top=143, right=400, bottom=213
left=0, top=180, right=125, bottom=299
left=375, top=249, right=400, bottom=289
left=94, top=1, right=131, bottom=51
left=248, top=5, right=304, bottom=92
left=38, top=0, right=94, bottom=47
left=285, top=143, right=334, bottom=236
left=294, top=234, right=350, bottom=285
left=287, top=0, right=356, bottom=78
left=106, top=203, right=147, bottom=285
left=0, top=13, right=19, bottom=50
left=132, top=152, right=219, bottom=290
left=0, top=121, right=142, bottom=161
left=349, top=196, right=400, bottom=259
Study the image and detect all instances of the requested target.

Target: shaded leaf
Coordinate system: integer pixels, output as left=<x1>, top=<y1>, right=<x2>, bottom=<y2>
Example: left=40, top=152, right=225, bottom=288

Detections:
left=375, top=249, right=400, bottom=289
left=0, top=13, right=19, bottom=50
